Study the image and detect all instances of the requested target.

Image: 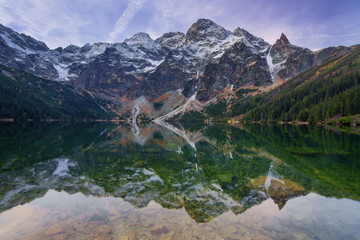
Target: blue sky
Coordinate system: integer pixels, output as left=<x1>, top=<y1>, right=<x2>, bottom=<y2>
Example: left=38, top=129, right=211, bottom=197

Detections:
left=0, top=0, right=359, bottom=50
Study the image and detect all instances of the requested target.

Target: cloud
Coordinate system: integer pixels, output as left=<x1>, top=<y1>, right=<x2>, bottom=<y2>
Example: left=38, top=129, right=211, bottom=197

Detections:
left=108, top=0, right=148, bottom=42
left=144, top=0, right=224, bottom=39
left=0, top=0, right=358, bottom=50
left=0, top=0, right=88, bottom=48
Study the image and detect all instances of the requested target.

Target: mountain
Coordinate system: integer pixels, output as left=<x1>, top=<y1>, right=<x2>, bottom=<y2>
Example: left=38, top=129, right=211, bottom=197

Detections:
left=242, top=45, right=360, bottom=123
left=0, top=64, right=118, bottom=120
left=0, top=19, right=354, bottom=121
left=201, top=44, right=360, bottom=124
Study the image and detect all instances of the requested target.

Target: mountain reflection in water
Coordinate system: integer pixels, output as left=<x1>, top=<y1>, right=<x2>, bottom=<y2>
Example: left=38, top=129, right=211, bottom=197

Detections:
left=0, top=122, right=359, bottom=239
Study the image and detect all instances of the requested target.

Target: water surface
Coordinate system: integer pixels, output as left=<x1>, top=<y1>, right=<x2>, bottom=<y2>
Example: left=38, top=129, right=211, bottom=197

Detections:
left=0, top=122, right=359, bottom=240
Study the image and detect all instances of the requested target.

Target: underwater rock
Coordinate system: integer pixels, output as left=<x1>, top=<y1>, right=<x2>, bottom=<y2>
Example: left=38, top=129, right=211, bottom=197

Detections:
left=150, top=225, right=170, bottom=235
left=53, top=233, right=69, bottom=240
left=93, top=224, right=112, bottom=235
left=158, top=232, right=174, bottom=240
left=44, top=220, right=75, bottom=235
left=117, top=235, right=128, bottom=240
left=77, top=227, right=92, bottom=235
left=250, top=176, right=307, bottom=209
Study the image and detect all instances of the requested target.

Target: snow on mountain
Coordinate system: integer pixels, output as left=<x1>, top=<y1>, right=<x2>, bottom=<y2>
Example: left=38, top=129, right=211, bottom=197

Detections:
left=0, top=32, right=37, bottom=55
left=155, top=32, right=185, bottom=50
left=84, top=42, right=111, bottom=59
left=0, top=24, right=48, bottom=52
left=185, top=18, right=231, bottom=43
left=53, top=64, right=70, bottom=81
left=125, top=32, right=161, bottom=52
left=266, top=46, right=286, bottom=82
left=0, top=19, right=275, bottom=86
left=233, top=27, right=269, bottom=54
left=0, top=19, right=350, bottom=121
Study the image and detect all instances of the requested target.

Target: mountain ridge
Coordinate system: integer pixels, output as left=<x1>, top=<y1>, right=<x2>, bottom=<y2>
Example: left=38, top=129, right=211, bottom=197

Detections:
left=0, top=19, right=348, bottom=87
left=0, top=19, right=355, bottom=122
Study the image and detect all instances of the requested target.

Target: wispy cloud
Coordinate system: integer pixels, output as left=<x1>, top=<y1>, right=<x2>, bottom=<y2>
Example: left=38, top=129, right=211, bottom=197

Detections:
left=144, top=0, right=224, bottom=39
left=108, top=0, right=148, bottom=42
left=291, top=32, right=360, bottom=40
left=0, top=0, right=88, bottom=48
left=0, top=0, right=358, bottom=50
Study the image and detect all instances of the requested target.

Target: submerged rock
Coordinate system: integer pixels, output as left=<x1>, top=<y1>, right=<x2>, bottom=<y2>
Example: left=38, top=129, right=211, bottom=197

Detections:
left=250, top=176, right=307, bottom=209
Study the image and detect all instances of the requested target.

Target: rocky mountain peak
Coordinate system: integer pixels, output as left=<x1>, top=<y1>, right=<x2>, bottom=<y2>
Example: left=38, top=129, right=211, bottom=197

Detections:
left=0, top=19, right=350, bottom=112
left=158, top=32, right=184, bottom=39
left=124, top=32, right=162, bottom=53
left=193, top=18, right=217, bottom=29
left=276, top=33, right=290, bottom=45
left=155, top=32, right=185, bottom=50
left=233, top=27, right=248, bottom=38
left=125, top=32, right=153, bottom=45
left=233, top=27, right=262, bottom=42
left=63, top=44, right=80, bottom=54
left=185, top=18, right=231, bottom=42
left=0, top=23, right=49, bottom=52
left=270, top=33, right=292, bottom=65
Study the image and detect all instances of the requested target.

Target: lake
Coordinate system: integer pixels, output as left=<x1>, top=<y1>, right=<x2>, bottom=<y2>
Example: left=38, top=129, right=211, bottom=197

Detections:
left=0, top=122, right=359, bottom=240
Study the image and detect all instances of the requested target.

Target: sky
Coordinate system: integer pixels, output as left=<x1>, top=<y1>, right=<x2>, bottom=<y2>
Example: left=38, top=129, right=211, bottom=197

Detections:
left=0, top=0, right=359, bottom=50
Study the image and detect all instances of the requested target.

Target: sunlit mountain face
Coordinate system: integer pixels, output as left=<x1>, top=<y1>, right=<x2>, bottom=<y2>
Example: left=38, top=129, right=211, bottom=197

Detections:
left=0, top=121, right=359, bottom=239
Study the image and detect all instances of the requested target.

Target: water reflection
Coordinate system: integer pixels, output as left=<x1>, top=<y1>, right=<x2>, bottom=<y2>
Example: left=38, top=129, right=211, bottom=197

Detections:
left=0, top=122, right=360, bottom=239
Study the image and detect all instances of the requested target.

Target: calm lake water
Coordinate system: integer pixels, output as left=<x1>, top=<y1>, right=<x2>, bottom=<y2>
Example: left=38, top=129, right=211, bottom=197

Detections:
left=0, top=122, right=359, bottom=240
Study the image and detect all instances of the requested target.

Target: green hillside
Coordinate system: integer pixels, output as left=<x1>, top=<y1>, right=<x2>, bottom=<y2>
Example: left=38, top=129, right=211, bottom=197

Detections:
left=243, top=46, right=360, bottom=123
left=202, top=45, right=360, bottom=125
left=0, top=64, right=117, bottom=120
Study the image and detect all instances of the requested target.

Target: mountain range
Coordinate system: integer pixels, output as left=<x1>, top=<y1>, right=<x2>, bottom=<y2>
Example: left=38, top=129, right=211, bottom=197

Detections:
left=0, top=18, right=358, bottom=123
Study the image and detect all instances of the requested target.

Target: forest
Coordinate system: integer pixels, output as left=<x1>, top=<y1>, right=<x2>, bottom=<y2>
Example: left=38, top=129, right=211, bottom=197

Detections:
left=202, top=45, right=360, bottom=125
left=0, top=64, right=116, bottom=120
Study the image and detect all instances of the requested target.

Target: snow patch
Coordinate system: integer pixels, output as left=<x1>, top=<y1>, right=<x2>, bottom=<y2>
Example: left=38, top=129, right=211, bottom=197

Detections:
left=131, top=104, right=141, bottom=141
left=212, top=183, right=223, bottom=191
left=264, top=162, right=285, bottom=196
left=190, top=183, right=241, bottom=209
left=124, top=57, right=165, bottom=75
left=0, top=33, right=36, bottom=55
left=148, top=58, right=164, bottom=67
left=129, top=96, right=151, bottom=145
left=54, top=64, right=70, bottom=81
left=84, top=43, right=110, bottom=59
left=176, top=89, right=183, bottom=95
left=212, top=35, right=243, bottom=59
left=99, top=104, right=108, bottom=112
left=266, top=47, right=286, bottom=82
left=98, top=129, right=108, bottom=137
left=142, top=168, right=164, bottom=184
left=52, top=158, right=76, bottom=177
left=191, top=35, right=243, bottom=60
left=176, top=147, right=183, bottom=154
